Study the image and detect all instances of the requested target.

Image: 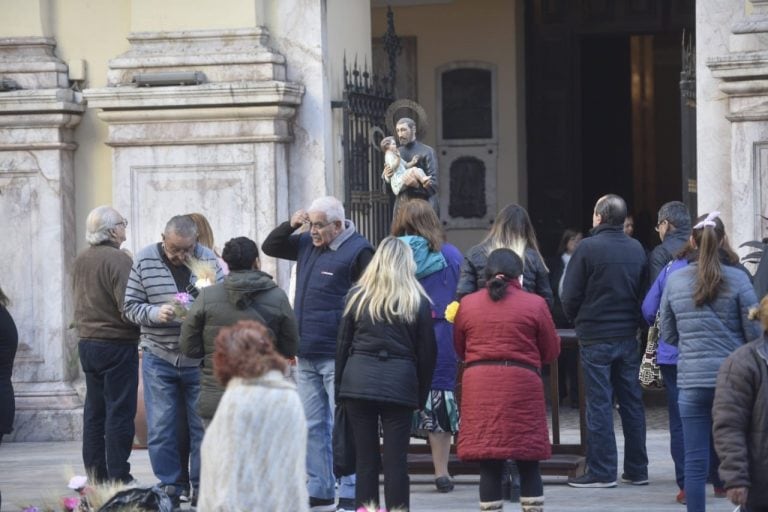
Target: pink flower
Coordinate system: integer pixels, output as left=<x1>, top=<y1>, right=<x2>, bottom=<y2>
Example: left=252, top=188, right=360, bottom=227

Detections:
left=67, top=475, right=88, bottom=491
left=62, top=496, right=80, bottom=511
left=174, top=292, right=192, bottom=306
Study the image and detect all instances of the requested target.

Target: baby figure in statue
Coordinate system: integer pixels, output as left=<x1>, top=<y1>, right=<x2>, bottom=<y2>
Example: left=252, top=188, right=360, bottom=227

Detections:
left=380, top=135, right=430, bottom=195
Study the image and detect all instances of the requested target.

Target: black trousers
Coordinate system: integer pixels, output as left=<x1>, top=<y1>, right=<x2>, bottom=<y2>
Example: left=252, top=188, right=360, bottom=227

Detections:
left=78, top=340, right=138, bottom=483
left=479, top=459, right=543, bottom=502
left=345, top=399, right=412, bottom=511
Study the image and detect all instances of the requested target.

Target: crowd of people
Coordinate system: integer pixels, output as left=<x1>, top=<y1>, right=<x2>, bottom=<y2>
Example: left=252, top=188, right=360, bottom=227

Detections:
left=1, top=186, right=768, bottom=512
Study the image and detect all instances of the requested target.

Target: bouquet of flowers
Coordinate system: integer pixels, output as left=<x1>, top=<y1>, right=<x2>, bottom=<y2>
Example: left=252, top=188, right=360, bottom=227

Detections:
left=171, top=292, right=193, bottom=320
left=186, top=257, right=217, bottom=290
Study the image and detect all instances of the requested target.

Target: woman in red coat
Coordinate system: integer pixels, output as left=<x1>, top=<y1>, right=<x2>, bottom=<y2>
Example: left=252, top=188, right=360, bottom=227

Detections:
left=454, top=249, right=560, bottom=512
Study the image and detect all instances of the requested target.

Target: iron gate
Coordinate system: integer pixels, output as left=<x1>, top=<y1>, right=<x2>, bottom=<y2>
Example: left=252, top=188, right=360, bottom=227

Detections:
left=339, top=61, right=394, bottom=246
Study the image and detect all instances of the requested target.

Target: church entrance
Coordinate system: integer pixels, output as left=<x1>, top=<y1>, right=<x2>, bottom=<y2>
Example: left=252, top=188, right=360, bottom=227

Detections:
left=524, top=0, right=695, bottom=254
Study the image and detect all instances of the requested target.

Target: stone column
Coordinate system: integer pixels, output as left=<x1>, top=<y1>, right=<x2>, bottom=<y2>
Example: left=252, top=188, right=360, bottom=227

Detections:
left=0, top=36, right=85, bottom=440
left=84, top=28, right=303, bottom=285
left=707, top=0, right=768, bottom=247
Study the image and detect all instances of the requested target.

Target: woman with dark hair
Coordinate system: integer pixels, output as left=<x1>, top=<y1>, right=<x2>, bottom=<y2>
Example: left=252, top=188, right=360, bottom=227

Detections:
left=660, top=211, right=760, bottom=512
left=180, top=237, right=298, bottom=423
left=456, top=203, right=552, bottom=307
left=391, top=199, right=462, bottom=493
left=0, top=286, right=18, bottom=445
left=547, top=228, right=582, bottom=408
left=454, top=249, right=559, bottom=512
left=336, top=236, right=437, bottom=511
left=198, top=320, right=307, bottom=511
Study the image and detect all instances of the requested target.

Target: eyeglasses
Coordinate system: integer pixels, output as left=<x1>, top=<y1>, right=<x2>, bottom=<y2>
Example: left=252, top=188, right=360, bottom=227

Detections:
left=163, top=243, right=195, bottom=256
left=306, top=221, right=331, bottom=231
left=115, top=220, right=128, bottom=228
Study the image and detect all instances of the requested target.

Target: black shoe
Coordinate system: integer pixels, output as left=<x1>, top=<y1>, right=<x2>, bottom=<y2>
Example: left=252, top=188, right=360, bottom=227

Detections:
left=620, top=472, right=649, bottom=485
left=567, top=473, right=617, bottom=488
left=161, top=485, right=182, bottom=508
left=435, top=475, right=454, bottom=493
left=309, top=496, right=336, bottom=512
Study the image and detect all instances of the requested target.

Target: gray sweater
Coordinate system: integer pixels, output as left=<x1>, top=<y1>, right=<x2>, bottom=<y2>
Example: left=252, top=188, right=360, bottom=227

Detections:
left=660, top=263, right=760, bottom=388
left=124, top=242, right=223, bottom=367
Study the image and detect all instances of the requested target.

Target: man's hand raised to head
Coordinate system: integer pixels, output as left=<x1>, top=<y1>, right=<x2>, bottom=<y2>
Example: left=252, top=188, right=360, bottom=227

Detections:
left=290, top=209, right=309, bottom=229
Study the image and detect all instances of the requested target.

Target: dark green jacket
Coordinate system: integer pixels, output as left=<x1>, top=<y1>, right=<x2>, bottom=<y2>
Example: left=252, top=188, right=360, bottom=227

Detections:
left=179, top=269, right=298, bottom=419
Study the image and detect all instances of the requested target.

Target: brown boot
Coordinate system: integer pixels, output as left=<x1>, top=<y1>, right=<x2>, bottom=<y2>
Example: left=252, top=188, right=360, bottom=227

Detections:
left=521, top=495, right=544, bottom=512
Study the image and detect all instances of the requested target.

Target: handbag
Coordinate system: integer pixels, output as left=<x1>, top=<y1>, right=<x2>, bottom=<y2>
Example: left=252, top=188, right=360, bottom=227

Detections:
left=332, top=401, right=356, bottom=478
left=638, top=312, right=664, bottom=390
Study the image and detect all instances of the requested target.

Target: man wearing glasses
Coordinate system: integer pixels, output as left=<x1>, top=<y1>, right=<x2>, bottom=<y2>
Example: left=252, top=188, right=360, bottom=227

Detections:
left=124, top=215, right=223, bottom=506
left=649, top=201, right=691, bottom=283
left=72, top=206, right=139, bottom=485
left=263, top=196, right=374, bottom=512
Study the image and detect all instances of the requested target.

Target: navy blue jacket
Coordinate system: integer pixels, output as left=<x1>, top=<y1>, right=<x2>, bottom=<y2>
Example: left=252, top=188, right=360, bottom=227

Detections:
left=561, top=224, right=648, bottom=343
left=262, top=220, right=374, bottom=358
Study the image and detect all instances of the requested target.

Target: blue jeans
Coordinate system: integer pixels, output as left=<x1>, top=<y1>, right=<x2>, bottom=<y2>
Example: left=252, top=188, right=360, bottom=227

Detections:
left=79, top=340, right=138, bottom=483
left=660, top=364, right=685, bottom=490
left=580, top=338, right=648, bottom=481
left=297, top=357, right=355, bottom=500
left=142, top=350, right=204, bottom=491
left=678, top=387, right=724, bottom=512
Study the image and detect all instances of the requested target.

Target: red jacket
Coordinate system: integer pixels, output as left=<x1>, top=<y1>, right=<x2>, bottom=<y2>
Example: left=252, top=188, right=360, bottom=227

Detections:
left=454, top=281, right=560, bottom=461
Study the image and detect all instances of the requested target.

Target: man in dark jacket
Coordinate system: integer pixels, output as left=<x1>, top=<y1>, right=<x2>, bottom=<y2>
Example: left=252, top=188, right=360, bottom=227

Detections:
left=649, top=201, right=691, bottom=283
left=262, top=196, right=374, bottom=512
left=73, top=206, right=140, bottom=484
left=561, top=194, right=649, bottom=488
left=713, top=327, right=768, bottom=511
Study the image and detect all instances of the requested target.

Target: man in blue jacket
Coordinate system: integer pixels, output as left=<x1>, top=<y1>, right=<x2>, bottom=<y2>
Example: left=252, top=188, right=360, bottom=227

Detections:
left=561, top=194, right=649, bottom=488
left=262, top=196, right=374, bottom=512
left=649, top=201, right=691, bottom=283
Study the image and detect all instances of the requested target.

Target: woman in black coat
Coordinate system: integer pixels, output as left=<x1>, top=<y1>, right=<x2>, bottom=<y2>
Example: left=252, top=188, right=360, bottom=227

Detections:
left=336, top=236, right=437, bottom=511
left=0, top=286, right=18, bottom=444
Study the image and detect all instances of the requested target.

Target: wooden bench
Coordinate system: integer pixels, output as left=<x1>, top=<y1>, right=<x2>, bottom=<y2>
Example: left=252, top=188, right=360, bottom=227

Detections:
left=407, top=329, right=586, bottom=478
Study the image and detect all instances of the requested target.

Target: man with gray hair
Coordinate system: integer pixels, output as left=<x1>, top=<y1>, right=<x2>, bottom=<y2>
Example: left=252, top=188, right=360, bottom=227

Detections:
left=649, top=201, right=692, bottom=283
left=561, top=194, right=649, bottom=488
left=263, top=196, right=374, bottom=512
left=124, top=215, right=223, bottom=505
left=383, top=117, right=439, bottom=216
left=73, top=205, right=139, bottom=484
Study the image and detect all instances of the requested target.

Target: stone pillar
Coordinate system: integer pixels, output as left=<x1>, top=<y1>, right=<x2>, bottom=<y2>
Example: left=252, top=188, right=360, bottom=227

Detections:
left=84, top=28, right=303, bottom=285
left=0, top=36, right=85, bottom=440
left=707, top=0, right=768, bottom=247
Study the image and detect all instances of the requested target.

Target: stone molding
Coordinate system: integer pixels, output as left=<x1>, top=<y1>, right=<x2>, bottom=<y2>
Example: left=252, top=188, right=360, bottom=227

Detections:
left=106, top=27, right=288, bottom=85
left=0, top=37, right=85, bottom=441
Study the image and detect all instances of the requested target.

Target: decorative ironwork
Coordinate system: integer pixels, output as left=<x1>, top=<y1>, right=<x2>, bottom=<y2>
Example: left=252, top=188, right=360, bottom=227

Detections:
left=339, top=55, right=395, bottom=245
left=382, top=6, right=401, bottom=92
left=680, top=29, right=697, bottom=218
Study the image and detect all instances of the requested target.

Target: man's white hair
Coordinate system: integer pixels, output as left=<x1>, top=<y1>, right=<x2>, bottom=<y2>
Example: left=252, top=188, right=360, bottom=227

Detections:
left=85, top=205, right=123, bottom=245
left=307, top=196, right=345, bottom=222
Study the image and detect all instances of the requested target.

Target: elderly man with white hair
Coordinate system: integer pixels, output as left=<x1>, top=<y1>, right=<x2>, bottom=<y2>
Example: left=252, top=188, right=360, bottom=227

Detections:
left=262, top=196, right=374, bottom=512
left=72, top=205, right=140, bottom=484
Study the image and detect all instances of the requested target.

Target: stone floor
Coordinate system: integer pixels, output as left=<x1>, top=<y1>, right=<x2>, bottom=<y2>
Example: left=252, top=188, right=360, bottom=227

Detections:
left=0, top=422, right=736, bottom=511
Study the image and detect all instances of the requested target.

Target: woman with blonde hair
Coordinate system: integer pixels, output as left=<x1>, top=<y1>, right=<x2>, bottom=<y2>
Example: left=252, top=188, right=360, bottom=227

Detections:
left=660, top=211, right=760, bottom=512
left=457, top=204, right=552, bottom=307
left=198, top=320, right=307, bottom=511
left=187, top=212, right=228, bottom=275
left=336, top=236, right=437, bottom=511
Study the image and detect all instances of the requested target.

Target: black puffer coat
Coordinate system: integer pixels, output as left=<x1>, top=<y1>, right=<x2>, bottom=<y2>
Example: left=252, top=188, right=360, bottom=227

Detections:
left=336, top=296, right=437, bottom=409
left=713, top=335, right=768, bottom=508
left=456, top=245, right=553, bottom=308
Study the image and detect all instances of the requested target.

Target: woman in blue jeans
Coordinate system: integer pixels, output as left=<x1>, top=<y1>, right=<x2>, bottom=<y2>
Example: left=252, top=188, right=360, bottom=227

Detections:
left=643, top=238, right=744, bottom=503
left=660, top=212, right=760, bottom=512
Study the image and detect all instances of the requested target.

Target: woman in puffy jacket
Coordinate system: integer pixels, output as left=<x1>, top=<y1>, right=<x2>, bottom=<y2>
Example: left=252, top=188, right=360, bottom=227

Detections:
left=713, top=295, right=768, bottom=512
left=454, top=248, right=560, bottom=512
left=660, top=211, right=760, bottom=512
left=336, top=236, right=437, bottom=511
left=456, top=203, right=552, bottom=307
